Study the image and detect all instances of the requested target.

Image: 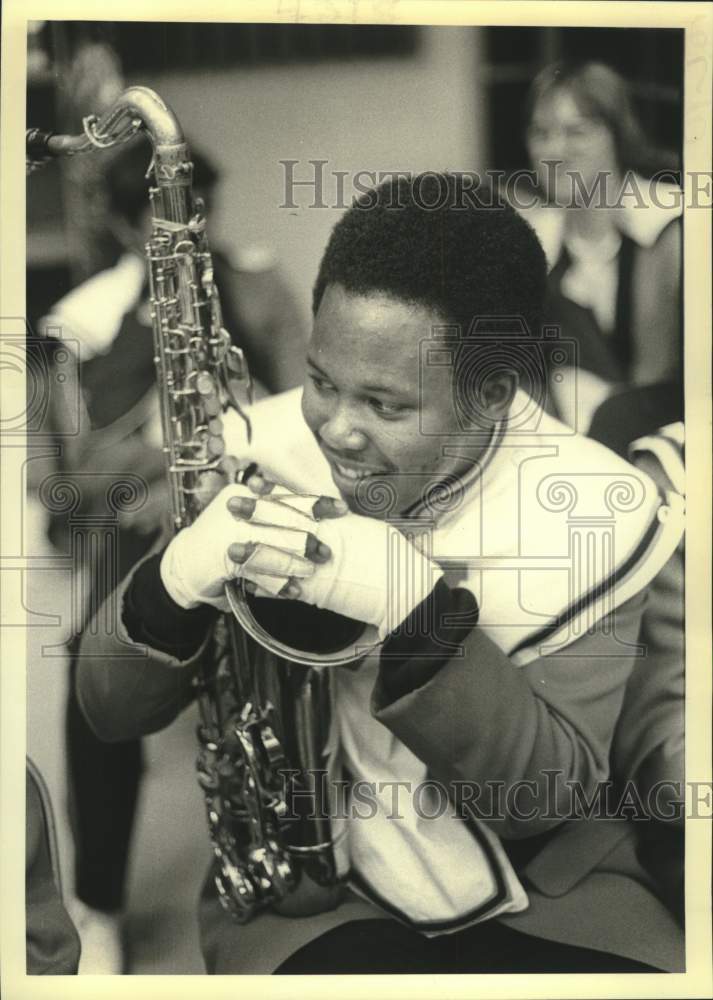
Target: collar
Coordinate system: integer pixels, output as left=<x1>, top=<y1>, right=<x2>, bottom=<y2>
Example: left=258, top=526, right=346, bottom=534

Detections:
left=404, top=418, right=506, bottom=524
left=522, top=174, right=682, bottom=270
left=405, top=386, right=548, bottom=529
left=616, top=174, right=682, bottom=246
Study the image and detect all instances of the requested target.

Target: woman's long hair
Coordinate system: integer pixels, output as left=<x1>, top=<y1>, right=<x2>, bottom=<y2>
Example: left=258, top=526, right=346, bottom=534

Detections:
left=524, top=60, right=679, bottom=179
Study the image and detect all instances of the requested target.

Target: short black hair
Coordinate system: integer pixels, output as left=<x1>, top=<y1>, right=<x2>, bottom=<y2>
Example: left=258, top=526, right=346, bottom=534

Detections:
left=105, top=137, right=219, bottom=226
left=312, top=172, right=547, bottom=336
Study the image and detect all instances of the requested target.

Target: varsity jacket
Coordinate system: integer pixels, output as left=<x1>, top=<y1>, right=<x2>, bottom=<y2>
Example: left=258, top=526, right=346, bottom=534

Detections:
left=76, top=389, right=685, bottom=972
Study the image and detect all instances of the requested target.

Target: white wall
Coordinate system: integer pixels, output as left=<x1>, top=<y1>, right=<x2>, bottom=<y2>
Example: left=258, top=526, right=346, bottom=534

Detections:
left=135, top=27, right=484, bottom=329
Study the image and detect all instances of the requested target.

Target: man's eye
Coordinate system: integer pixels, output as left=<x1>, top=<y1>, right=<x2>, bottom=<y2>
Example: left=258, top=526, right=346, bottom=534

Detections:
left=309, top=373, right=335, bottom=393
left=368, top=398, right=407, bottom=417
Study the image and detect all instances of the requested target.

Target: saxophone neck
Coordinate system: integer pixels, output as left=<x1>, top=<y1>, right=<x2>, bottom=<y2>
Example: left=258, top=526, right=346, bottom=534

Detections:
left=94, top=86, right=185, bottom=148
left=27, top=86, right=190, bottom=212
left=98, top=88, right=193, bottom=226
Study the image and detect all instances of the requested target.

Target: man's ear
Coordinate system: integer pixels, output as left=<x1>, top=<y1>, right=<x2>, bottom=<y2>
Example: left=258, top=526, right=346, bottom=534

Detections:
left=479, top=370, right=518, bottom=420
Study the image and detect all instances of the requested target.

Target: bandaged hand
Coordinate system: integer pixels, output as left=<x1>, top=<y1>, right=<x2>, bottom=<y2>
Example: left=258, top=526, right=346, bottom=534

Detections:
left=226, top=472, right=442, bottom=639
left=160, top=482, right=347, bottom=612
left=296, top=513, right=443, bottom=641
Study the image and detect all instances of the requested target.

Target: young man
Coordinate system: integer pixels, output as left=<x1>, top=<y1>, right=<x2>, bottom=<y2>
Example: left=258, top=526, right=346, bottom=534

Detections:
left=77, top=174, right=684, bottom=974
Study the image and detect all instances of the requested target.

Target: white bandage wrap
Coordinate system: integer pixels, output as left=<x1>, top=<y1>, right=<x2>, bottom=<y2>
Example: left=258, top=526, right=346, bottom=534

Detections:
left=299, top=514, right=443, bottom=640
left=268, top=493, right=327, bottom=517
left=161, top=482, right=442, bottom=634
left=159, top=484, right=315, bottom=611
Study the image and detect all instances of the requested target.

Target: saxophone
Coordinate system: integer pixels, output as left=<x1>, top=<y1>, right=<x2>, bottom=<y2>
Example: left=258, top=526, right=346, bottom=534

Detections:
left=27, top=87, right=349, bottom=920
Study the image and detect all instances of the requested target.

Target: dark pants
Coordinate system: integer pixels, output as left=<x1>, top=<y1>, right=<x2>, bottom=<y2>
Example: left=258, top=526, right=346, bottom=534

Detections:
left=275, top=918, right=660, bottom=975
left=65, top=527, right=156, bottom=913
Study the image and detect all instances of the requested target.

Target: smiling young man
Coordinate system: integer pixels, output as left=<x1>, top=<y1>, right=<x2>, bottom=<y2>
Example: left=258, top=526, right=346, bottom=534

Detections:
left=77, top=173, right=685, bottom=974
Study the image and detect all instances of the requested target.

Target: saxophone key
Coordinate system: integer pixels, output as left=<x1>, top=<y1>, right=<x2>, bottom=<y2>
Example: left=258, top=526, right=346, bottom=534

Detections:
left=226, top=345, right=247, bottom=375
left=227, top=377, right=250, bottom=403
left=220, top=455, right=241, bottom=483
left=201, top=395, right=222, bottom=418
left=207, top=435, right=225, bottom=458
left=193, top=469, right=226, bottom=509
left=195, top=370, right=217, bottom=396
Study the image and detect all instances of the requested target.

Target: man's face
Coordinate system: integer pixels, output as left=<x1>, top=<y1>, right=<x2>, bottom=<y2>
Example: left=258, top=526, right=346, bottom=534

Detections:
left=301, top=284, right=500, bottom=518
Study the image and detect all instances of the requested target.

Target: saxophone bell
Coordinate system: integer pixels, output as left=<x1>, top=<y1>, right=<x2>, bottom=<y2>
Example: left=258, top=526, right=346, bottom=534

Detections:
left=226, top=581, right=380, bottom=668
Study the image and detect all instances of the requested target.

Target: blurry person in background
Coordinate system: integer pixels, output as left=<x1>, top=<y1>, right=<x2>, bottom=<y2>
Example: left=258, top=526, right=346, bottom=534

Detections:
left=517, top=61, right=682, bottom=434
left=39, top=138, right=307, bottom=973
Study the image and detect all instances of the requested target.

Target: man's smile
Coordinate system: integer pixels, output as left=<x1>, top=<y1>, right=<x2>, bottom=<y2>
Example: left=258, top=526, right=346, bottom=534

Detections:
left=319, top=444, right=391, bottom=486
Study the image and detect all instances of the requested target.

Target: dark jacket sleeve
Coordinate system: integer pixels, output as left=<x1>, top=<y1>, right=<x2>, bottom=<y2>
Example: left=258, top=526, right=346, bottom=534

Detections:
left=26, top=761, right=81, bottom=974
left=372, top=588, right=647, bottom=840
left=611, top=449, right=685, bottom=817
left=76, top=537, right=217, bottom=743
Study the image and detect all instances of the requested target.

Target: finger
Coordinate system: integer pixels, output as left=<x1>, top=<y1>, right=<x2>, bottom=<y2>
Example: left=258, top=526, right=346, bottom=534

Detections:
left=238, top=569, right=288, bottom=597
left=235, top=497, right=314, bottom=534
left=240, top=544, right=316, bottom=579
left=247, top=472, right=275, bottom=495
left=227, top=495, right=256, bottom=518
left=244, top=576, right=287, bottom=601
left=228, top=541, right=255, bottom=564
left=304, top=532, right=331, bottom=563
left=312, top=495, right=349, bottom=520
left=228, top=493, right=304, bottom=529
left=268, top=492, right=347, bottom=520
left=237, top=521, right=312, bottom=556
left=244, top=580, right=299, bottom=599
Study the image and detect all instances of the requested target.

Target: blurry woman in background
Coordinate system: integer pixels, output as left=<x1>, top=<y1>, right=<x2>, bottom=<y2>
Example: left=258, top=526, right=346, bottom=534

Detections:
left=519, top=61, right=682, bottom=432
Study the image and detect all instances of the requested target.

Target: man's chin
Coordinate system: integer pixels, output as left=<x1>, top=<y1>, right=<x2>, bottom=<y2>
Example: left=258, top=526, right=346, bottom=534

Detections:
left=335, top=472, right=410, bottom=520
left=342, top=468, right=466, bottom=520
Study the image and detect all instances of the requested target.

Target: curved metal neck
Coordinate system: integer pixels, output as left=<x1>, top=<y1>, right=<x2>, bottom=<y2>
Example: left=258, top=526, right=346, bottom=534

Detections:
left=92, top=86, right=185, bottom=147
left=41, top=86, right=184, bottom=156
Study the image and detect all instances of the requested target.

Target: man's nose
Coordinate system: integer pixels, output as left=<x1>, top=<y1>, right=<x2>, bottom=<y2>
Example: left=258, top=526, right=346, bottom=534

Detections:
left=319, top=401, right=368, bottom=452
